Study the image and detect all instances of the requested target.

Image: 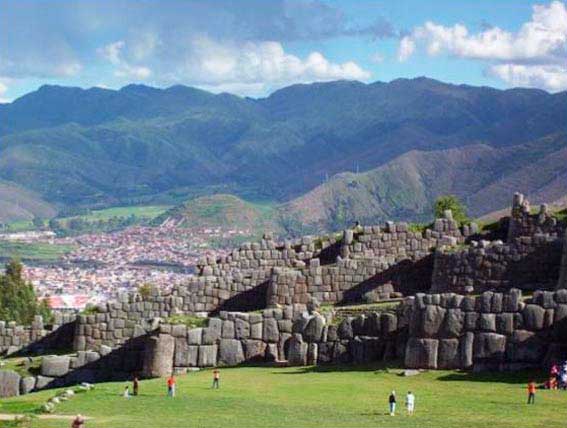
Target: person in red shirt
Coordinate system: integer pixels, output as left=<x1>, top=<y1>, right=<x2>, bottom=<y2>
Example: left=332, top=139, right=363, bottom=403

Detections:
left=212, top=369, right=220, bottom=389
left=167, top=375, right=176, bottom=397
left=527, top=380, right=536, bottom=404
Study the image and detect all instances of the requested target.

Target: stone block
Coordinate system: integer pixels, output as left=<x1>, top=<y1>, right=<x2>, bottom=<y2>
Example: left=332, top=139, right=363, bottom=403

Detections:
left=41, top=356, right=70, bottom=377
left=404, top=338, right=438, bottom=369
left=187, top=328, right=203, bottom=345
left=0, top=370, right=21, bottom=398
left=198, top=345, right=218, bottom=367
left=243, top=340, right=267, bottom=362
left=218, top=339, right=245, bottom=366
left=473, top=332, right=506, bottom=362
left=142, top=334, right=174, bottom=378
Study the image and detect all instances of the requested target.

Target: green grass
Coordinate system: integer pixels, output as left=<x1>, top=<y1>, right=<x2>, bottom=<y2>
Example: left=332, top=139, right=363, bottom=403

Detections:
left=0, top=357, right=42, bottom=378
left=63, top=205, right=171, bottom=222
left=0, top=364, right=560, bottom=427
left=0, top=242, right=75, bottom=262
left=164, top=314, right=208, bottom=329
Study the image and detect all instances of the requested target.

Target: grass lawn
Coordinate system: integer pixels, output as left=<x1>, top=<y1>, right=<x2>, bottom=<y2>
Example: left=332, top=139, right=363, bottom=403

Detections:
left=0, top=364, right=560, bottom=428
left=0, top=242, right=76, bottom=262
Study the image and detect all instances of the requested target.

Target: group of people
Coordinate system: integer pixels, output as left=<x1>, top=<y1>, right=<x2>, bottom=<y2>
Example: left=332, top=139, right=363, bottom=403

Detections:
left=121, top=369, right=221, bottom=399
left=387, top=390, right=415, bottom=416
left=545, top=362, right=567, bottom=390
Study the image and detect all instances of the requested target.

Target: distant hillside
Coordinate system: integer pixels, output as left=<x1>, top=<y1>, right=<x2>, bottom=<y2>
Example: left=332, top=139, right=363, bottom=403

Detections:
left=156, top=194, right=279, bottom=234
left=1, top=77, right=566, bottom=224
left=0, top=181, right=56, bottom=223
left=283, top=133, right=567, bottom=230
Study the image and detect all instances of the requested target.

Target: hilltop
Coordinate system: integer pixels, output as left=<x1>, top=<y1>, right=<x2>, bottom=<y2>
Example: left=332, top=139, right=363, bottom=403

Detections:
left=1, top=77, right=566, bottom=227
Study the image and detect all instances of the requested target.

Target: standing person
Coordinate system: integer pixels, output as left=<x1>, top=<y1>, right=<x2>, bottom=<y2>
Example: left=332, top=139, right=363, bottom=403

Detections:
left=405, top=391, right=415, bottom=415
left=133, top=377, right=139, bottom=396
left=388, top=391, right=397, bottom=416
left=527, top=380, right=536, bottom=404
left=167, top=374, right=176, bottom=397
left=71, top=414, right=85, bottom=428
left=212, top=369, right=220, bottom=389
left=123, top=385, right=130, bottom=399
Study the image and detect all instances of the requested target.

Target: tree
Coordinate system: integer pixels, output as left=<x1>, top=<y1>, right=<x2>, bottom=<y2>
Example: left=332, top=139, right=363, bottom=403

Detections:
left=434, top=195, right=469, bottom=225
left=0, top=259, right=52, bottom=325
left=32, top=217, right=45, bottom=230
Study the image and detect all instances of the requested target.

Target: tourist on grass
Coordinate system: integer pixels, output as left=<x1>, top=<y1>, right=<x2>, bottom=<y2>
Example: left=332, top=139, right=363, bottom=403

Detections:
left=123, top=385, right=130, bottom=398
left=71, top=414, right=85, bottom=428
left=405, top=391, right=415, bottom=415
left=133, top=377, right=139, bottom=396
left=389, top=390, right=396, bottom=416
left=527, top=380, right=536, bottom=404
left=212, top=369, right=220, bottom=389
left=167, top=374, right=176, bottom=397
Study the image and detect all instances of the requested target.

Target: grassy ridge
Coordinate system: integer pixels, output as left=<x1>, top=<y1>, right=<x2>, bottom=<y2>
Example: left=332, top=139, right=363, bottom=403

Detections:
left=0, top=365, right=559, bottom=428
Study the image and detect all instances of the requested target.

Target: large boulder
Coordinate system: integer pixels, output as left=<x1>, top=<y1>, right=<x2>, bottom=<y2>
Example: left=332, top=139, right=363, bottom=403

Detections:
left=187, top=328, right=203, bottom=345
left=174, top=338, right=198, bottom=367
left=303, top=315, right=325, bottom=343
left=350, top=337, right=382, bottom=364
left=198, top=345, right=218, bottom=367
left=143, top=334, right=175, bottom=378
left=412, top=306, right=446, bottom=337
left=473, top=332, right=506, bottom=362
left=41, top=355, right=70, bottom=377
left=506, top=330, right=547, bottom=363
left=522, top=305, right=545, bottom=331
left=404, top=338, right=438, bottom=369
left=337, top=318, right=353, bottom=340
left=243, top=340, right=267, bottom=362
left=0, top=370, right=21, bottom=398
left=218, top=339, right=245, bottom=366
left=235, top=319, right=250, bottom=339
left=437, top=339, right=460, bottom=369
left=20, top=376, right=36, bottom=395
left=287, top=334, right=308, bottom=366
left=263, top=318, right=280, bottom=343
left=440, top=309, right=463, bottom=338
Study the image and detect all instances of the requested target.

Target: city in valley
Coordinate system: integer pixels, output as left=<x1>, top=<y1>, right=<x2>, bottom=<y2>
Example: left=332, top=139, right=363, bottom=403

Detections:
left=0, top=225, right=253, bottom=310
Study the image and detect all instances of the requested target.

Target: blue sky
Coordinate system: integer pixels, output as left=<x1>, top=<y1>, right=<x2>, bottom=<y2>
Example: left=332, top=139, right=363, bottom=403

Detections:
left=1, top=0, right=566, bottom=102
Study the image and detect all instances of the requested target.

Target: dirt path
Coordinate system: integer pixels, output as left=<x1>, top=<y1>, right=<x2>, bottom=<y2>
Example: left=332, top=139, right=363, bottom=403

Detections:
left=0, top=413, right=90, bottom=421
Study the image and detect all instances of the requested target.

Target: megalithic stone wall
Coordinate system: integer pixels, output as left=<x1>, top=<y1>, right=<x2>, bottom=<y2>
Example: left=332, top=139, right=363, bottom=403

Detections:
left=557, top=229, right=567, bottom=290
left=404, top=289, right=567, bottom=371
left=508, top=192, right=562, bottom=241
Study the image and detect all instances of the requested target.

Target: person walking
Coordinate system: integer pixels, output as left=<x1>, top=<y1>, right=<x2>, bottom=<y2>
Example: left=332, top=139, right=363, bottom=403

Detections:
left=123, top=385, right=130, bottom=399
left=212, top=369, right=220, bottom=389
left=527, top=380, right=536, bottom=404
left=133, top=377, right=139, bottom=396
left=405, top=391, right=415, bottom=415
left=167, top=374, right=176, bottom=397
left=389, top=390, right=397, bottom=416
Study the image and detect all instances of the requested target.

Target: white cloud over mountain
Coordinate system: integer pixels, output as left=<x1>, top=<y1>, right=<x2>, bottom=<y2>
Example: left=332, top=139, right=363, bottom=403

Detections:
left=398, top=1, right=567, bottom=91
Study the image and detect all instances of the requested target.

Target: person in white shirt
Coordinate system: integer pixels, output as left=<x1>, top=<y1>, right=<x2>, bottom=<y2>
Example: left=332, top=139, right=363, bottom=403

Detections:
left=405, top=391, right=415, bottom=415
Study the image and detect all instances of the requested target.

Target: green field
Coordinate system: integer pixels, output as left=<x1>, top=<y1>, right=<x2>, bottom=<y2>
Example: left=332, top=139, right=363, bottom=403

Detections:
left=0, top=364, right=559, bottom=427
left=0, top=242, right=75, bottom=262
left=63, top=205, right=171, bottom=223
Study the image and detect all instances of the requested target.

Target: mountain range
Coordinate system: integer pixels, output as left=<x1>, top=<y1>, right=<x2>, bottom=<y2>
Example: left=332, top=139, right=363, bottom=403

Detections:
left=1, top=77, right=566, bottom=230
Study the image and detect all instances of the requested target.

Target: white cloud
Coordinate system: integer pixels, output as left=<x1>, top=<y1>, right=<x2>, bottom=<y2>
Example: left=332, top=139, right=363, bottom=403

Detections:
left=177, top=37, right=371, bottom=94
left=97, top=40, right=152, bottom=80
left=398, top=1, right=567, bottom=91
left=369, top=52, right=385, bottom=64
left=0, top=80, right=10, bottom=103
left=489, top=64, right=567, bottom=92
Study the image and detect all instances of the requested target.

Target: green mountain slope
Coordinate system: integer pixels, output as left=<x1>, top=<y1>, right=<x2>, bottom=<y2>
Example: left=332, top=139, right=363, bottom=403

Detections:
left=0, top=78, right=566, bottom=224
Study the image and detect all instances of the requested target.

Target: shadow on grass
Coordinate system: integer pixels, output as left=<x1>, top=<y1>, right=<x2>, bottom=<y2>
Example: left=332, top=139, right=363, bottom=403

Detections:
left=271, top=361, right=405, bottom=374
left=437, top=369, right=546, bottom=385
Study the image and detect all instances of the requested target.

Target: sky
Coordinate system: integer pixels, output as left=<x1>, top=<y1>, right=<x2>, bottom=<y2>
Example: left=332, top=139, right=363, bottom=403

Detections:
left=1, top=0, right=566, bottom=102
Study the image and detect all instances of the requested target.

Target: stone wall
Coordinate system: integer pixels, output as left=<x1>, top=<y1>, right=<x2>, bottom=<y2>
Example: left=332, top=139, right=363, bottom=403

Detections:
left=267, top=218, right=471, bottom=306
left=507, top=192, right=562, bottom=241
left=404, top=289, right=567, bottom=371
left=431, top=235, right=563, bottom=294
left=557, top=229, right=567, bottom=290
left=0, top=313, right=76, bottom=356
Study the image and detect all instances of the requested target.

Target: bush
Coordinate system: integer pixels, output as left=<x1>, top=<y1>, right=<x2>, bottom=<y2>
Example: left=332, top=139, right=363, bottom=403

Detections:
left=434, top=195, right=469, bottom=225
